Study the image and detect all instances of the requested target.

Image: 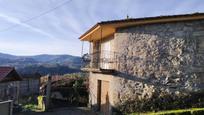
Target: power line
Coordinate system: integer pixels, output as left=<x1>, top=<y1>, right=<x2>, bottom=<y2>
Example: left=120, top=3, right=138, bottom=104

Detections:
left=0, top=0, right=73, bottom=32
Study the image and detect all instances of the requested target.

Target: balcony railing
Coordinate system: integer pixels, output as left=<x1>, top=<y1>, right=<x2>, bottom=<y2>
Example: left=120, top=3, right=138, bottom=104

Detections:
left=81, top=50, right=118, bottom=72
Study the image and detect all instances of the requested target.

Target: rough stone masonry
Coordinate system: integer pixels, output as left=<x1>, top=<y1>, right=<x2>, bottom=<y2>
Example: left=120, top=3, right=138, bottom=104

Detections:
left=110, top=20, right=204, bottom=113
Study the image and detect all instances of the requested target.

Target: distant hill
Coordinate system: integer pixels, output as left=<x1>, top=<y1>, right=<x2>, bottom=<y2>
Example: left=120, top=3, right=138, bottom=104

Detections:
left=0, top=53, right=82, bottom=75
left=0, top=53, right=19, bottom=59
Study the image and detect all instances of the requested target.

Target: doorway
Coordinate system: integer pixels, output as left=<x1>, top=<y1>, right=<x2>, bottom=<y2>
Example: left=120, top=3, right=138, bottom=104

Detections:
left=98, top=80, right=110, bottom=115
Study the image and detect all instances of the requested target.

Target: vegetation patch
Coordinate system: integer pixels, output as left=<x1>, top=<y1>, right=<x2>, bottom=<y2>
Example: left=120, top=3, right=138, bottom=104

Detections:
left=113, top=91, right=204, bottom=114
left=41, top=73, right=89, bottom=108
left=130, top=108, right=204, bottom=115
left=23, top=104, right=42, bottom=112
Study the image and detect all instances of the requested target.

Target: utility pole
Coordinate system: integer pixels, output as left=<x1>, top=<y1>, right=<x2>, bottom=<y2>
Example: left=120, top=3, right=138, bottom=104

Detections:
left=45, top=75, right=51, bottom=111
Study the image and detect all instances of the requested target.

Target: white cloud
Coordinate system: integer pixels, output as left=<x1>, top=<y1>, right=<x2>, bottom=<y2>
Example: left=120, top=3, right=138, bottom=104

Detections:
left=0, top=0, right=204, bottom=56
left=0, top=13, right=55, bottom=39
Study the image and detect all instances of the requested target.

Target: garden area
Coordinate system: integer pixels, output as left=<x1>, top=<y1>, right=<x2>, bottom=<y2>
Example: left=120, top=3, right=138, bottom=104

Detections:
left=14, top=73, right=89, bottom=114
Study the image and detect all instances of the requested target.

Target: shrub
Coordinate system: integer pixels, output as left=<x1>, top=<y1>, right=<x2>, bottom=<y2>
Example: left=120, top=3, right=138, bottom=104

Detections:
left=114, top=91, right=204, bottom=114
left=130, top=108, right=204, bottom=115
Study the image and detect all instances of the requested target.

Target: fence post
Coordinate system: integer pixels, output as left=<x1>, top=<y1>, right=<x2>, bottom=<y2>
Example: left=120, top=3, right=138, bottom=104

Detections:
left=10, top=100, right=13, bottom=115
left=45, top=75, right=51, bottom=111
left=16, top=81, right=20, bottom=104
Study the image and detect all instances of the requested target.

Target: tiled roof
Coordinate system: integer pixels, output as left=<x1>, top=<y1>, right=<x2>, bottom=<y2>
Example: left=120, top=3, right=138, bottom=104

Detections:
left=80, top=12, right=204, bottom=40
left=98, top=13, right=204, bottom=24
left=0, top=67, right=14, bottom=81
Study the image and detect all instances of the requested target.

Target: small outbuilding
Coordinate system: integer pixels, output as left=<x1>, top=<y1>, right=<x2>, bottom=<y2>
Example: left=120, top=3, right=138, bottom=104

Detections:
left=0, top=67, right=22, bottom=103
left=19, top=73, right=41, bottom=96
left=20, top=73, right=41, bottom=96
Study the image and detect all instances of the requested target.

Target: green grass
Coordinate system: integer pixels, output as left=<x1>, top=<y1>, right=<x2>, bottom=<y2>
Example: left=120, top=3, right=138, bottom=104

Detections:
left=130, top=108, right=204, bottom=115
left=23, top=104, right=43, bottom=112
left=23, top=104, right=41, bottom=112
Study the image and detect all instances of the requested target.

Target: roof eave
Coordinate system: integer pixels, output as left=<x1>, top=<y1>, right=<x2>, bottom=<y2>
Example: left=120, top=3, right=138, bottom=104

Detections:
left=79, top=24, right=101, bottom=41
left=79, top=13, right=204, bottom=41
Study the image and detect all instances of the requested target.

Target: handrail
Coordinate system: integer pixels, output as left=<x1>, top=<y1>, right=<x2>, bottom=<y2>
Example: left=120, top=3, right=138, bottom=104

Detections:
left=81, top=50, right=118, bottom=70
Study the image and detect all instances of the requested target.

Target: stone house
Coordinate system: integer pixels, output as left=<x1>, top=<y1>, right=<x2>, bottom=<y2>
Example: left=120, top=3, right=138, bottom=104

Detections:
left=0, top=67, right=22, bottom=103
left=80, top=13, right=204, bottom=114
left=19, top=73, right=41, bottom=96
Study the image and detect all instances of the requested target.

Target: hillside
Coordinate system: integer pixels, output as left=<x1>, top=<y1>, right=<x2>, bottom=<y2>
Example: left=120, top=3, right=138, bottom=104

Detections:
left=0, top=53, right=82, bottom=75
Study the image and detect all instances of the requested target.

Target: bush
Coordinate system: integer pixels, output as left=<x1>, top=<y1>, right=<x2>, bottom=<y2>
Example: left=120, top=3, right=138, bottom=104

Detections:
left=130, top=108, right=204, bottom=115
left=115, top=91, right=204, bottom=114
left=23, top=104, right=39, bottom=111
left=49, top=73, right=89, bottom=107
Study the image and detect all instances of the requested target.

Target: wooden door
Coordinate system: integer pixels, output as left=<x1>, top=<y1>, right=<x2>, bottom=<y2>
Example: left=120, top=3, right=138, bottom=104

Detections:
left=100, top=80, right=110, bottom=115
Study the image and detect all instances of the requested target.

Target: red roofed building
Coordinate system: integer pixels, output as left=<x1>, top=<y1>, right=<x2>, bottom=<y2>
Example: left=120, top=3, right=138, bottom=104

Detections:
left=0, top=67, right=22, bottom=103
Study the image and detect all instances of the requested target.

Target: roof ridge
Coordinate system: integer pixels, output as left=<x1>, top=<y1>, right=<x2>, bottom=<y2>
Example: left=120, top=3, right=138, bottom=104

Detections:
left=98, top=12, right=204, bottom=24
left=0, top=67, right=15, bottom=81
left=80, top=12, right=204, bottom=40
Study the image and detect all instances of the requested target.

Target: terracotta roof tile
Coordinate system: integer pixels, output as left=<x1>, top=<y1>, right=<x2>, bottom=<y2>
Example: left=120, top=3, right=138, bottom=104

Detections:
left=0, top=67, right=14, bottom=81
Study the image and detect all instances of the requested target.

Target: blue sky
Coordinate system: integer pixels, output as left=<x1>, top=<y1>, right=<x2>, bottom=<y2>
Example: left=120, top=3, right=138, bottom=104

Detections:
left=0, top=0, right=204, bottom=56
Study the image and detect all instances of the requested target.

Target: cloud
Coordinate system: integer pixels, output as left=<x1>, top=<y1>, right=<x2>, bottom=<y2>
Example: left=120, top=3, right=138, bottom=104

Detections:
left=0, top=0, right=204, bottom=56
left=0, top=13, right=55, bottom=39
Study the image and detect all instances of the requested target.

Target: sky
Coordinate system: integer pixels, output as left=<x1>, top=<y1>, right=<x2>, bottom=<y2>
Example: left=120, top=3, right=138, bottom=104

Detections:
left=0, top=0, right=204, bottom=56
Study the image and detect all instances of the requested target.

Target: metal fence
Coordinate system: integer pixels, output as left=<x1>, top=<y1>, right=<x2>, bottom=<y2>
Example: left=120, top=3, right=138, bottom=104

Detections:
left=0, top=100, right=13, bottom=115
left=82, top=50, right=118, bottom=70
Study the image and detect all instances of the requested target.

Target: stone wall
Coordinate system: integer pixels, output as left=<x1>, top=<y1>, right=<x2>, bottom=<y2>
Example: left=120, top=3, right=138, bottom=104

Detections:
left=88, top=72, right=115, bottom=110
left=112, top=20, right=204, bottom=113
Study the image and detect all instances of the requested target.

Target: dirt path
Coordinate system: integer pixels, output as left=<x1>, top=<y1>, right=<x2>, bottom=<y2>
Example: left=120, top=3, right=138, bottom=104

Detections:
left=14, top=107, right=96, bottom=115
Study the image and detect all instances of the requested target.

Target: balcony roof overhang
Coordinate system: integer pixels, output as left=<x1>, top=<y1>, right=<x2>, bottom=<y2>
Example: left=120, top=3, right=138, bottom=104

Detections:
left=79, top=13, right=204, bottom=41
left=79, top=24, right=115, bottom=42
